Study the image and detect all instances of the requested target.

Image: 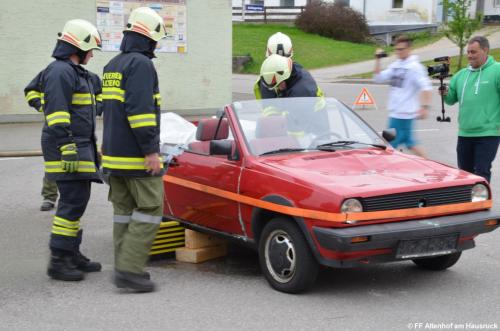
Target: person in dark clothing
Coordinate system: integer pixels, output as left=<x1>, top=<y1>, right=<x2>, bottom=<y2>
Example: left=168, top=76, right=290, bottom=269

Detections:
left=254, top=32, right=295, bottom=99
left=25, top=70, right=103, bottom=211
left=101, top=7, right=166, bottom=293
left=33, top=19, right=103, bottom=281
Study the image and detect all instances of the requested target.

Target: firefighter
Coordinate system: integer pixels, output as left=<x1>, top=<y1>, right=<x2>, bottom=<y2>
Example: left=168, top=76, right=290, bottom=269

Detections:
left=35, top=19, right=103, bottom=281
left=101, top=7, right=166, bottom=292
left=257, top=54, right=329, bottom=136
left=254, top=32, right=324, bottom=100
left=25, top=71, right=103, bottom=211
left=254, top=32, right=294, bottom=99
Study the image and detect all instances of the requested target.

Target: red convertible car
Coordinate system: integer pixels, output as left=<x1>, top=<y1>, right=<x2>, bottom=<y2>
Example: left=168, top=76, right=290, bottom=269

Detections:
left=162, top=97, right=499, bottom=293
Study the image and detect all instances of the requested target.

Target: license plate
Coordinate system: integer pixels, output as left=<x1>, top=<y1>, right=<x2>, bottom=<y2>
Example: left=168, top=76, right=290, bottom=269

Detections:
left=396, top=234, right=458, bottom=259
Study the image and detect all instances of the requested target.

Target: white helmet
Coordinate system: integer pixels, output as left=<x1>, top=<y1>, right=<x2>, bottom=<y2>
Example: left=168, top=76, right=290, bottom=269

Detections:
left=260, top=54, right=293, bottom=90
left=125, top=7, right=166, bottom=42
left=266, top=32, right=293, bottom=58
left=58, top=19, right=102, bottom=51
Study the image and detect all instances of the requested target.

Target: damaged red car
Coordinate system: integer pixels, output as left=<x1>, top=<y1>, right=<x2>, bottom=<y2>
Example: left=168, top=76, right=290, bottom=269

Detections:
left=162, top=97, right=499, bottom=293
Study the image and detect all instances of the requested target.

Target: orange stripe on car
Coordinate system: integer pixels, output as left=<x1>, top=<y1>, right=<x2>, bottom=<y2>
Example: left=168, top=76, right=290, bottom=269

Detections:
left=164, top=175, right=492, bottom=224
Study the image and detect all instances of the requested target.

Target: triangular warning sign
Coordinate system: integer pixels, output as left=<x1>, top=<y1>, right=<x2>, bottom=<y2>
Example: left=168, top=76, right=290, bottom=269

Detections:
left=353, top=87, right=377, bottom=110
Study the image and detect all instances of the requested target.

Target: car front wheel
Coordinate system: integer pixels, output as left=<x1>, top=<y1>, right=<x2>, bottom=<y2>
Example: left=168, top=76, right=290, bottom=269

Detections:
left=412, top=252, right=462, bottom=271
left=258, top=217, right=318, bottom=294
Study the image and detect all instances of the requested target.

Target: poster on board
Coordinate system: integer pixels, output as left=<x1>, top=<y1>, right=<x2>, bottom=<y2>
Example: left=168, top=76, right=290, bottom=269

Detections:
left=96, top=0, right=187, bottom=53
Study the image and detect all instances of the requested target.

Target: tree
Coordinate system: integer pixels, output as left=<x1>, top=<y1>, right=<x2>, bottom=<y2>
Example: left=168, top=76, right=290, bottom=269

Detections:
left=442, top=0, right=483, bottom=70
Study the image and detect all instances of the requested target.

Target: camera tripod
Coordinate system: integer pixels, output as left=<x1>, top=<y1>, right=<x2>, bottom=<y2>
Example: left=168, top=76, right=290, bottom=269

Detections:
left=436, top=75, right=451, bottom=122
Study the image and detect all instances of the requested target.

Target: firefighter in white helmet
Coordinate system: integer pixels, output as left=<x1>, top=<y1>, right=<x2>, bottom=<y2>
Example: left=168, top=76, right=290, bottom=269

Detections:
left=257, top=54, right=323, bottom=99
left=266, top=31, right=294, bottom=57
left=255, top=32, right=323, bottom=100
left=23, top=19, right=103, bottom=281
left=257, top=54, right=329, bottom=135
left=102, top=7, right=167, bottom=292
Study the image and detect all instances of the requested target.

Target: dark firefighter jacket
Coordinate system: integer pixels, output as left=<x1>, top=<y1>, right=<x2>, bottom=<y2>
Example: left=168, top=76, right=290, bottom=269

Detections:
left=101, top=32, right=163, bottom=177
left=27, top=41, right=102, bottom=182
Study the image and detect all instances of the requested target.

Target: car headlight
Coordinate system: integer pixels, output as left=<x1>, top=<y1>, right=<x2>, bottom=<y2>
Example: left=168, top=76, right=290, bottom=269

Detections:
left=471, top=184, right=489, bottom=202
left=341, top=198, right=363, bottom=213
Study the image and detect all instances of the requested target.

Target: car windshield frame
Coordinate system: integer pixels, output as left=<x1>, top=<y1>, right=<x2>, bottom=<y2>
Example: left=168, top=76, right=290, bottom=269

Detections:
left=230, top=97, right=385, bottom=157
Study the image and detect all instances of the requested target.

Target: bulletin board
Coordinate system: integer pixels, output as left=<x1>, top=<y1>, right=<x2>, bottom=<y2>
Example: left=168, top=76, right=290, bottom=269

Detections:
left=96, top=0, right=187, bottom=53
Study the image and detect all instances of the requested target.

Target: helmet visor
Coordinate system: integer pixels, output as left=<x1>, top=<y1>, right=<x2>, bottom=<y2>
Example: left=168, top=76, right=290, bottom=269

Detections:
left=261, top=70, right=285, bottom=91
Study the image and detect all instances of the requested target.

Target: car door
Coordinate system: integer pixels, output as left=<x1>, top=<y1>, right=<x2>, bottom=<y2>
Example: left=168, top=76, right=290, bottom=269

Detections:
left=164, top=116, right=245, bottom=235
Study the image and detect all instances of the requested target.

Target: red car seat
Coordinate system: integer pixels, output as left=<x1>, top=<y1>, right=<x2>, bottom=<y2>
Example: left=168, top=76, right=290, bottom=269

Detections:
left=188, top=118, right=229, bottom=154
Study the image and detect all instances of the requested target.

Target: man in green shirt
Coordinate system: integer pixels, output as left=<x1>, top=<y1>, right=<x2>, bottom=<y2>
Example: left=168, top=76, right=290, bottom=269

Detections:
left=442, top=36, right=500, bottom=182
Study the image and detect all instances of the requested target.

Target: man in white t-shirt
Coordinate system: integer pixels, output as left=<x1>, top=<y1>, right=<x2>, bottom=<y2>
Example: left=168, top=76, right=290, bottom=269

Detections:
left=374, top=35, right=432, bottom=157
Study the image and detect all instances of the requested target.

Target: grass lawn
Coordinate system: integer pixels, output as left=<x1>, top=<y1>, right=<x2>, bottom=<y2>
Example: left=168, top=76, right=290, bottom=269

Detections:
left=233, top=24, right=443, bottom=74
left=233, top=24, right=379, bottom=74
left=347, top=48, right=500, bottom=79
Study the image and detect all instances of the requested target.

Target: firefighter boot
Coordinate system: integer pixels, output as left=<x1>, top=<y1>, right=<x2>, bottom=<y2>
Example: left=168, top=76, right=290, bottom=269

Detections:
left=74, top=230, right=102, bottom=272
left=40, top=200, right=55, bottom=211
left=113, top=270, right=155, bottom=292
left=74, top=251, right=102, bottom=272
left=47, top=250, right=84, bottom=281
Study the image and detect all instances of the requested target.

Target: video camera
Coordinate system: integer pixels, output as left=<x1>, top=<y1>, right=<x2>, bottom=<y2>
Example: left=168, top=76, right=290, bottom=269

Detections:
left=427, top=56, right=451, bottom=78
left=428, top=56, right=452, bottom=122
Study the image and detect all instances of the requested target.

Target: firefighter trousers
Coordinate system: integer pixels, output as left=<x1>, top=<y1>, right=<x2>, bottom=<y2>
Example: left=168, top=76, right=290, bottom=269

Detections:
left=42, top=175, right=58, bottom=202
left=108, top=176, right=163, bottom=274
left=50, top=180, right=91, bottom=252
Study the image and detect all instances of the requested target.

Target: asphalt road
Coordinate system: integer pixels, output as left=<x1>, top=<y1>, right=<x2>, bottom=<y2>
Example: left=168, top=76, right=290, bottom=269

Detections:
left=0, top=83, right=499, bottom=331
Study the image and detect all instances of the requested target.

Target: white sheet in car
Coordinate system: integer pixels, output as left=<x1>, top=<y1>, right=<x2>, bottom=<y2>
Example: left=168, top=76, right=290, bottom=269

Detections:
left=160, top=112, right=197, bottom=147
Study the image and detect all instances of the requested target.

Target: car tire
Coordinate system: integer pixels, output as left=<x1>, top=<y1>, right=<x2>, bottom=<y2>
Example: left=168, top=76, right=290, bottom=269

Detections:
left=412, top=252, right=462, bottom=271
left=258, top=217, right=319, bottom=294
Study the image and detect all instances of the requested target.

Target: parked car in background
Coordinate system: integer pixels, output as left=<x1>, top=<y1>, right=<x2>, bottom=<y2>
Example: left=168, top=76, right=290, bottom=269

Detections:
left=162, top=97, right=500, bottom=293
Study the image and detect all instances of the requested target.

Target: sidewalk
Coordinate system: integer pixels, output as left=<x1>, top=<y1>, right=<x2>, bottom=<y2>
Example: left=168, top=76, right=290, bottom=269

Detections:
left=0, top=122, right=103, bottom=156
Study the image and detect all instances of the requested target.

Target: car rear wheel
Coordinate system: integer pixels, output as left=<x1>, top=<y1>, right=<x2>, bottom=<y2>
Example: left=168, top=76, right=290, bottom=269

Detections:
left=258, top=217, right=318, bottom=294
left=412, top=252, right=462, bottom=271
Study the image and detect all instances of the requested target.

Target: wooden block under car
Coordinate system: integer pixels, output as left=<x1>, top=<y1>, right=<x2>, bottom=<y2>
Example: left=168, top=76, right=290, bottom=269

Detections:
left=176, top=244, right=228, bottom=263
left=185, top=229, right=227, bottom=249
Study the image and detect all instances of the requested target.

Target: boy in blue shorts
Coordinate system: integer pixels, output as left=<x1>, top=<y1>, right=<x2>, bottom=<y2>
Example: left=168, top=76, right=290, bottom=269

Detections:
left=374, top=35, right=432, bottom=157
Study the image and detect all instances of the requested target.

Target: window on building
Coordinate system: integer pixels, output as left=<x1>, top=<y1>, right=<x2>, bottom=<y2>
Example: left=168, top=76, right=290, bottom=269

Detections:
left=336, top=0, right=350, bottom=6
left=495, top=0, right=500, bottom=7
left=280, top=0, right=295, bottom=7
left=393, top=0, right=403, bottom=8
left=250, top=0, right=264, bottom=4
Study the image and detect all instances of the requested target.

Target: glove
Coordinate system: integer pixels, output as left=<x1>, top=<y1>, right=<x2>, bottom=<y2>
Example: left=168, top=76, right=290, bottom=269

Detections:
left=60, top=143, right=79, bottom=173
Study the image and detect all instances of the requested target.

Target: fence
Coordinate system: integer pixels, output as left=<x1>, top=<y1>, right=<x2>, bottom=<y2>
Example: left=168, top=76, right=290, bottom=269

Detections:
left=232, top=6, right=305, bottom=23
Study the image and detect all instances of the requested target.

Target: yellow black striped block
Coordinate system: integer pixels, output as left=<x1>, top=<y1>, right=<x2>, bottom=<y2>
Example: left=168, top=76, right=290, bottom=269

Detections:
left=149, top=220, right=185, bottom=257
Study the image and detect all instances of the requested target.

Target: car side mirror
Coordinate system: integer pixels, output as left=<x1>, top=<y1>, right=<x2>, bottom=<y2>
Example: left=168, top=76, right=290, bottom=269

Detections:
left=210, top=140, right=239, bottom=160
left=382, top=129, right=396, bottom=142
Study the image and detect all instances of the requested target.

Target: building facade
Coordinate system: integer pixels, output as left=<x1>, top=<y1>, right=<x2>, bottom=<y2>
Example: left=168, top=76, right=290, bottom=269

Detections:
left=0, top=0, right=232, bottom=121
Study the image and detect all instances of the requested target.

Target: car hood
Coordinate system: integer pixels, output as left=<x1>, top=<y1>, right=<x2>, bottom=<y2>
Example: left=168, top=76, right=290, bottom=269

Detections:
left=258, top=149, right=480, bottom=197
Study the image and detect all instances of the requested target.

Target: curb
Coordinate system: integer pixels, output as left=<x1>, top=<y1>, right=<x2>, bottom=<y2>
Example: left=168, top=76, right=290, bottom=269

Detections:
left=0, top=150, right=43, bottom=157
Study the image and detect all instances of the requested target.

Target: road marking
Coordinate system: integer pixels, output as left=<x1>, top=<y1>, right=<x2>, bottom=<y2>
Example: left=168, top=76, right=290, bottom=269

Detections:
left=0, top=157, right=25, bottom=161
left=414, top=129, right=440, bottom=132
